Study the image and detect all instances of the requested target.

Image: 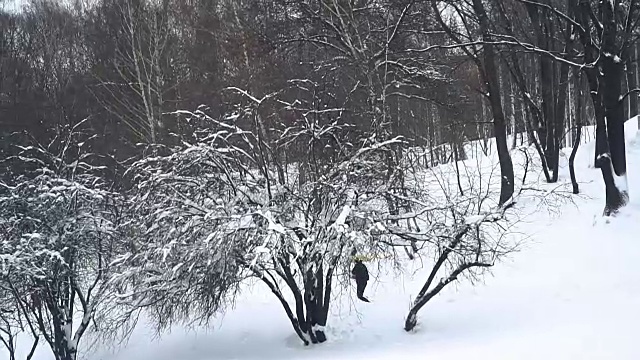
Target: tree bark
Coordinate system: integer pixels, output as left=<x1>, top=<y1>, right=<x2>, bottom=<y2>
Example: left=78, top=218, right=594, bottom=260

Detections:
left=569, top=71, right=584, bottom=194
left=575, top=0, right=629, bottom=215
left=551, top=44, right=574, bottom=182
left=471, top=0, right=515, bottom=205
left=600, top=1, right=629, bottom=214
left=626, top=43, right=639, bottom=120
left=496, top=4, right=553, bottom=183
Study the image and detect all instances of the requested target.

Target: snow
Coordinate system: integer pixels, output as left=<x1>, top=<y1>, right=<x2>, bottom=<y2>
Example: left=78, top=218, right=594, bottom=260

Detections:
left=614, top=172, right=629, bottom=194
left=262, top=210, right=287, bottom=234
left=10, top=122, right=640, bottom=360
left=332, top=190, right=355, bottom=233
left=464, top=214, right=485, bottom=224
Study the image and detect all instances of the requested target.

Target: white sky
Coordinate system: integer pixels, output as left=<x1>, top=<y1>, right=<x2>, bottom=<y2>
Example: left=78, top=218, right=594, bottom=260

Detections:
left=2, top=0, right=87, bottom=11
left=1, top=0, right=23, bottom=11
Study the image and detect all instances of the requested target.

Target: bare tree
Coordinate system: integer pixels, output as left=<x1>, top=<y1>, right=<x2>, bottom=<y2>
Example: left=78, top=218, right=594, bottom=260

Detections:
left=480, top=0, right=639, bottom=214
left=430, top=0, right=515, bottom=205
left=494, top=0, right=576, bottom=183
left=93, top=0, right=176, bottom=144
left=375, top=156, right=521, bottom=332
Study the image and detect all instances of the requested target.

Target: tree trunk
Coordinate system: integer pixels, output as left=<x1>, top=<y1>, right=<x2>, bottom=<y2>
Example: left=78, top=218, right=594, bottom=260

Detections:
left=525, top=1, right=568, bottom=182
left=0, top=330, right=16, bottom=360
left=626, top=43, right=639, bottom=120
left=600, top=3, right=629, bottom=215
left=472, top=0, right=515, bottom=205
left=551, top=47, right=574, bottom=182
left=52, top=327, right=76, bottom=360
left=503, top=38, right=552, bottom=182
left=26, top=336, right=39, bottom=360
left=404, top=231, right=463, bottom=332
left=255, top=268, right=309, bottom=345
left=576, top=0, right=629, bottom=215
left=569, top=121, right=582, bottom=194
left=510, top=80, right=518, bottom=149
left=47, top=297, right=77, bottom=360
left=569, top=71, right=584, bottom=194
left=302, top=264, right=328, bottom=344
left=625, top=63, right=632, bottom=121
left=636, top=42, right=640, bottom=129
left=404, top=228, right=492, bottom=332
left=600, top=63, right=629, bottom=214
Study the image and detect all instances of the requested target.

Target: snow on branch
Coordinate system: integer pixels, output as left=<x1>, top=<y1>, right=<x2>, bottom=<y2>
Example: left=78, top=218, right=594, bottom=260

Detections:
left=0, top=158, right=124, bottom=359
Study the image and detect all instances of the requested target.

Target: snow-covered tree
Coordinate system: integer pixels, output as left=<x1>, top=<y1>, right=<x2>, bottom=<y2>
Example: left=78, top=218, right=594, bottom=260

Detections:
left=0, top=123, right=126, bottom=360
left=110, top=116, right=249, bottom=331
left=0, top=170, right=124, bottom=360
left=114, top=87, right=406, bottom=344
left=222, top=86, right=408, bottom=344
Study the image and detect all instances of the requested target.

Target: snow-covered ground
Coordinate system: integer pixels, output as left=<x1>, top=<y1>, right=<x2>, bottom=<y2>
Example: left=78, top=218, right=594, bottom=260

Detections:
left=16, top=120, right=640, bottom=360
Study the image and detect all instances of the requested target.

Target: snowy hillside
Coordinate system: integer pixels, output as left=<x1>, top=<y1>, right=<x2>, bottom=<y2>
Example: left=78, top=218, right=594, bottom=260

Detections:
left=3, top=2, right=639, bottom=360
left=6, top=121, right=638, bottom=360
left=45, top=121, right=634, bottom=360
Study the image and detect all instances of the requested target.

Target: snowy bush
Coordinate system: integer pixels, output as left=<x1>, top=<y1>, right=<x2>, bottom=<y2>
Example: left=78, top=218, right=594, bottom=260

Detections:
left=111, top=80, right=555, bottom=345
left=112, top=94, right=406, bottom=345
left=111, top=125, right=248, bottom=331
left=0, top=122, right=127, bottom=360
left=0, top=170, right=124, bottom=360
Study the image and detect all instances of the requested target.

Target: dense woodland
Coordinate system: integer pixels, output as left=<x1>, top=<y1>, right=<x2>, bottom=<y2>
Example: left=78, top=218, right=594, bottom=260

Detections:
left=1, top=1, right=639, bottom=360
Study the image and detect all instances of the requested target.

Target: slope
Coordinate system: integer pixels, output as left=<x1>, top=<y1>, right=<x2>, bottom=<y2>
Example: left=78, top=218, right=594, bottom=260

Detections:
left=17, top=120, right=640, bottom=360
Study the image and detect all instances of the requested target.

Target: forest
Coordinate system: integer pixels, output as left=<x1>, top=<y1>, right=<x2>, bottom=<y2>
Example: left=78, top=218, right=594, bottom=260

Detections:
left=1, top=1, right=639, bottom=360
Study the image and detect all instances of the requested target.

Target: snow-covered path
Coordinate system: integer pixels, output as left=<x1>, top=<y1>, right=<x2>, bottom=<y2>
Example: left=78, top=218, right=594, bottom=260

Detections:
left=18, top=121, right=640, bottom=360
